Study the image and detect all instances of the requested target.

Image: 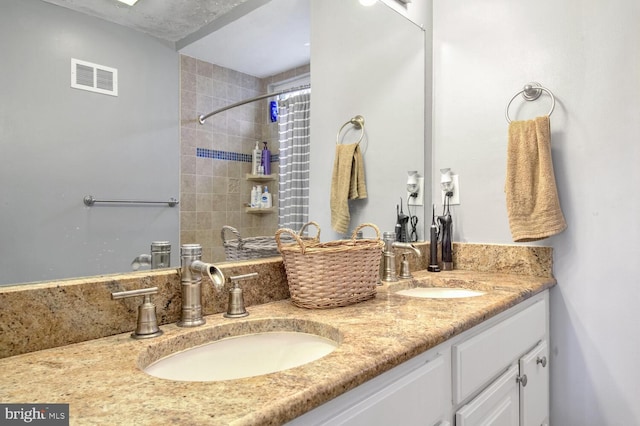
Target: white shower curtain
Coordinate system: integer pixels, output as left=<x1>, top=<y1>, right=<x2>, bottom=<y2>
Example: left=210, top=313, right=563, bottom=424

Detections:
left=277, top=91, right=311, bottom=231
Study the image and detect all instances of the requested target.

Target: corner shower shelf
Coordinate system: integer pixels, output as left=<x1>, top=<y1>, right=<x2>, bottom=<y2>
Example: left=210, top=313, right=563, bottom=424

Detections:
left=246, top=174, right=276, bottom=182
left=245, top=207, right=275, bottom=215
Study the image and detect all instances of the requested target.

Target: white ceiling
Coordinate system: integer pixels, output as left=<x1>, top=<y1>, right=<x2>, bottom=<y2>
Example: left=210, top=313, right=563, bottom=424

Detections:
left=39, top=0, right=310, bottom=78
left=179, top=0, right=310, bottom=78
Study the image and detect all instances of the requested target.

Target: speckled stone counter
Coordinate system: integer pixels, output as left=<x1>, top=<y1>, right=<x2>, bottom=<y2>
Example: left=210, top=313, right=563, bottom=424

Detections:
left=0, top=268, right=555, bottom=425
left=0, top=259, right=291, bottom=358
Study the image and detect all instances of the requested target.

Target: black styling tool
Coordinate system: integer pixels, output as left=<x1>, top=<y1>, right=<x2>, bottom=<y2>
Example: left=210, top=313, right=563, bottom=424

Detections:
left=438, top=195, right=453, bottom=270
left=428, top=204, right=441, bottom=272
left=396, top=198, right=409, bottom=242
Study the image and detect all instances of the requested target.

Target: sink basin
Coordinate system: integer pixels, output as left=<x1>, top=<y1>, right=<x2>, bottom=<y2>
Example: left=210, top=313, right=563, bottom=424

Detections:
left=389, top=277, right=491, bottom=299
left=140, top=319, right=341, bottom=382
left=394, top=287, right=485, bottom=299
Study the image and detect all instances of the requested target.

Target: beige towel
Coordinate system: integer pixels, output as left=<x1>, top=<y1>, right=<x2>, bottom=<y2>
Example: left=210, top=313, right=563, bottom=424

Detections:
left=331, top=143, right=368, bottom=234
left=505, top=116, right=567, bottom=242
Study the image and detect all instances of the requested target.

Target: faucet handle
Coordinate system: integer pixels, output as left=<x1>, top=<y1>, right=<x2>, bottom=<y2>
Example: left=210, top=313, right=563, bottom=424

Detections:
left=223, top=273, right=257, bottom=318
left=111, top=287, right=163, bottom=339
left=399, top=253, right=413, bottom=279
left=229, top=272, right=258, bottom=283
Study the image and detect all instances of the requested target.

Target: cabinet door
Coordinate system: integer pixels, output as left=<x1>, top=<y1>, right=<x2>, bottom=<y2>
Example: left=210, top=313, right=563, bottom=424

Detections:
left=327, top=355, right=447, bottom=426
left=452, top=299, right=546, bottom=404
left=456, top=364, right=519, bottom=426
left=519, top=340, right=549, bottom=426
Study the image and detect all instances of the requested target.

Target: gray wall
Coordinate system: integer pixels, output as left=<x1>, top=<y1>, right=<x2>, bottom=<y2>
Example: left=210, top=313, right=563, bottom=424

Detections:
left=0, top=0, right=179, bottom=285
left=310, top=0, right=429, bottom=241
left=433, top=0, right=640, bottom=424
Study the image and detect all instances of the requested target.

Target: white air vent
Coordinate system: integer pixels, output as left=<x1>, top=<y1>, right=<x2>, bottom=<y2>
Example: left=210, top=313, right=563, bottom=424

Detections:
left=71, top=58, right=118, bottom=96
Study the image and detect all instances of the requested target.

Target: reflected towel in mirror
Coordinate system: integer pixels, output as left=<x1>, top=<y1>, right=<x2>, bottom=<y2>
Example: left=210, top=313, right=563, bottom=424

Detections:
left=330, top=143, right=367, bottom=234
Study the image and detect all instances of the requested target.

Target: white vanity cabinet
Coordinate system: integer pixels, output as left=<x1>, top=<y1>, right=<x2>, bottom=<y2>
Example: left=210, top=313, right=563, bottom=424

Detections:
left=518, top=340, right=550, bottom=426
left=456, top=363, right=520, bottom=425
left=289, top=291, right=549, bottom=426
left=454, top=297, right=549, bottom=426
left=288, top=349, right=451, bottom=426
left=456, top=341, right=549, bottom=426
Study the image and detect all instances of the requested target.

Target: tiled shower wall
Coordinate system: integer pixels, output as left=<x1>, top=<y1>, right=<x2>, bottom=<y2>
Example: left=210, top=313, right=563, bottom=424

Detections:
left=179, top=54, right=309, bottom=262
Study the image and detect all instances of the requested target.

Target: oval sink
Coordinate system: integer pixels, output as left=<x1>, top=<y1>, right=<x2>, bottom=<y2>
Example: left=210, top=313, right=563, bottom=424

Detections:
left=389, top=277, right=492, bottom=299
left=140, top=319, right=341, bottom=382
left=395, top=287, right=485, bottom=299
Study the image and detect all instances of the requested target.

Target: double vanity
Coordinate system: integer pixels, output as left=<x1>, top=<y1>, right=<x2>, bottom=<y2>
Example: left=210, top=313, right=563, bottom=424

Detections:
left=0, top=243, right=555, bottom=425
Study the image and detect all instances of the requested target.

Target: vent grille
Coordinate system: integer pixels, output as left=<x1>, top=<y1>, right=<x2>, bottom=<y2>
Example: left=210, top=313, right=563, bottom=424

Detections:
left=71, top=58, right=118, bottom=96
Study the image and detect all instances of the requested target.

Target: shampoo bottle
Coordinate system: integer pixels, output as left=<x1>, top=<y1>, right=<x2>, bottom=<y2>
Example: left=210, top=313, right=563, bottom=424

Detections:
left=254, top=185, right=262, bottom=208
left=260, top=186, right=272, bottom=209
left=252, top=141, right=262, bottom=175
left=261, top=142, right=271, bottom=175
left=250, top=186, right=257, bottom=208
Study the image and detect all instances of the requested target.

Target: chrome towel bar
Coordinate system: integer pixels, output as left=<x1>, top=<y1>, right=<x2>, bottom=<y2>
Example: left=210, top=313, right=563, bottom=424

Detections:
left=505, top=82, right=556, bottom=123
left=83, top=195, right=179, bottom=207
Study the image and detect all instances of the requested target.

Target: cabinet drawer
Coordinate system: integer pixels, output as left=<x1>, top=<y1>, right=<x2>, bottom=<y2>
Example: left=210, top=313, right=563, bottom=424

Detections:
left=452, top=299, right=546, bottom=404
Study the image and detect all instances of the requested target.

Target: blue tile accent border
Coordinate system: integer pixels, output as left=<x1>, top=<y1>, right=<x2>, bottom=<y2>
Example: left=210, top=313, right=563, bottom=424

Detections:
left=196, top=148, right=279, bottom=163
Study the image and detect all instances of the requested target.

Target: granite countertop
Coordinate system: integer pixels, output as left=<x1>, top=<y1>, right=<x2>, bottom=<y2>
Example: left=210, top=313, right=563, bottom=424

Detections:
left=0, top=269, right=555, bottom=425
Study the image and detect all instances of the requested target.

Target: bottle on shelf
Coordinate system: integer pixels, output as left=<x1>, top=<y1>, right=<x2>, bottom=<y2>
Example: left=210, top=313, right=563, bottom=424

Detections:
left=252, top=141, right=262, bottom=175
left=261, top=142, right=271, bottom=175
left=250, top=186, right=258, bottom=208
left=260, top=186, right=272, bottom=209
left=251, top=185, right=262, bottom=208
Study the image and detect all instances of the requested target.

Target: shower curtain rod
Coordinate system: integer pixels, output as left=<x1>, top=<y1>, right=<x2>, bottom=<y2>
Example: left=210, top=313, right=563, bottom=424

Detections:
left=198, top=83, right=311, bottom=124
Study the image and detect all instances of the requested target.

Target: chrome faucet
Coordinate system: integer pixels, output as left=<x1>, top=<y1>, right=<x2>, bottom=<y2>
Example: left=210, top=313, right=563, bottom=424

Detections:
left=177, top=244, right=225, bottom=327
left=131, top=241, right=171, bottom=270
left=381, top=232, right=421, bottom=282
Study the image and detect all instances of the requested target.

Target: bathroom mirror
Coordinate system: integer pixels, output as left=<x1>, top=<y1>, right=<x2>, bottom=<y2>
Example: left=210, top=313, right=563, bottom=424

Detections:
left=0, top=0, right=429, bottom=286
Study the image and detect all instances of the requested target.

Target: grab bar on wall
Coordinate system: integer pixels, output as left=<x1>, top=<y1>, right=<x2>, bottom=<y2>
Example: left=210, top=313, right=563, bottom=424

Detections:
left=198, top=84, right=311, bottom=124
left=505, top=82, right=556, bottom=123
left=83, top=195, right=179, bottom=207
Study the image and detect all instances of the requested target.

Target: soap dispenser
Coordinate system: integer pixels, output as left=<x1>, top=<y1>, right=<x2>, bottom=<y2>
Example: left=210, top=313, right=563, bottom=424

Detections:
left=260, top=186, right=272, bottom=209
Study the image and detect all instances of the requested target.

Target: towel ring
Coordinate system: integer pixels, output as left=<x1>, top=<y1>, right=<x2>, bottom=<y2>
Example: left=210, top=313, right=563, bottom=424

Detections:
left=505, top=82, right=556, bottom=123
left=336, top=115, right=365, bottom=145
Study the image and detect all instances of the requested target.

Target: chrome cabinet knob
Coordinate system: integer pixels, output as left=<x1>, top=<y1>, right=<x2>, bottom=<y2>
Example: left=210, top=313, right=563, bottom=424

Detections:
left=537, top=356, right=548, bottom=367
left=516, top=374, right=528, bottom=387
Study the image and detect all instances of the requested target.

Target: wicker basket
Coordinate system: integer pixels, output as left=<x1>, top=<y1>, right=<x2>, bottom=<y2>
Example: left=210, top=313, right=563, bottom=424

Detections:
left=222, top=222, right=320, bottom=261
left=275, top=223, right=383, bottom=309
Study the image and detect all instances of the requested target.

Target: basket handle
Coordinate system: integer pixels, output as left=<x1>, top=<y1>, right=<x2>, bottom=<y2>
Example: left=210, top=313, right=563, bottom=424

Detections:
left=351, top=223, right=381, bottom=241
left=221, top=226, right=244, bottom=248
left=298, top=221, right=321, bottom=240
left=275, top=228, right=308, bottom=254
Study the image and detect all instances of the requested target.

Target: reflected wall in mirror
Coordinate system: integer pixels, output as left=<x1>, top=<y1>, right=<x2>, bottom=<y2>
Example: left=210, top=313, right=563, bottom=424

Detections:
left=0, top=0, right=180, bottom=286
left=310, top=0, right=429, bottom=242
left=0, top=0, right=430, bottom=286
